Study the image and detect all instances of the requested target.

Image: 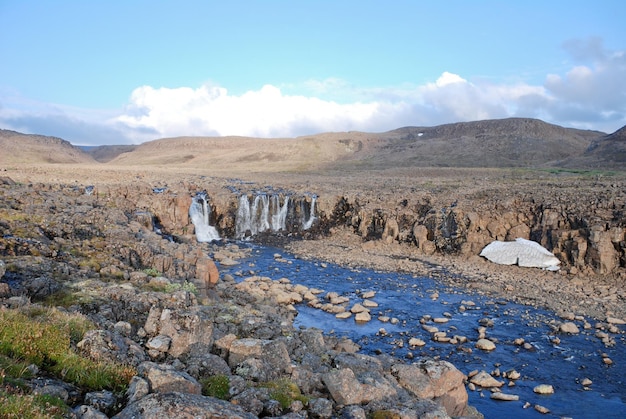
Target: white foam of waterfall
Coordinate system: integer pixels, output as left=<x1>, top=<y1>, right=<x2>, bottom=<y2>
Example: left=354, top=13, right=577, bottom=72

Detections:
left=236, top=193, right=292, bottom=238
left=271, top=195, right=289, bottom=231
left=302, top=195, right=317, bottom=230
left=258, top=195, right=270, bottom=233
left=236, top=194, right=252, bottom=239
left=189, top=193, right=220, bottom=242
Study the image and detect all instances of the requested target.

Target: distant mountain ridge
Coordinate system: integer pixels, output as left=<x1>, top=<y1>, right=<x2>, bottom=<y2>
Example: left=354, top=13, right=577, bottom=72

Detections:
left=1, top=118, right=623, bottom=170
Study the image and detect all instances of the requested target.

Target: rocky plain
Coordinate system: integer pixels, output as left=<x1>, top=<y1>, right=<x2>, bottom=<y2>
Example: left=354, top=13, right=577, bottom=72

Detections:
left=1, top=119, right=625, bottom=418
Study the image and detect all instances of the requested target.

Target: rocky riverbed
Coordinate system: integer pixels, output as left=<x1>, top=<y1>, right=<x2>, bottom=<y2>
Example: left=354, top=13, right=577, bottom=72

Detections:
left=1, top=164, right=625, bottom=418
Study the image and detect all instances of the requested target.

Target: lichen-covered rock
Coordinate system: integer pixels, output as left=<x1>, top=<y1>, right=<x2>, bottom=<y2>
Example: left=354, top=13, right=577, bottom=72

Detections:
left=392, top=360, right=469, bottom=417
left=112, top=392, right=256, bottom=419
left=138, top=362, right=201, bottom=395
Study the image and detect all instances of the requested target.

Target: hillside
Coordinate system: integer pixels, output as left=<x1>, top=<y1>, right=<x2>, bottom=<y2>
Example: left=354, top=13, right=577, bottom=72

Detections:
left=82, top=145, right=137, bottom=162
left=0, top=129, right=96, bottom=165
left=107, top=118, right=605, bottom=171
left=0, top=118, right=616, bottom=171
left=364, top=118, right=604, bottom=169
left=558, top=125, right=626, bottom=169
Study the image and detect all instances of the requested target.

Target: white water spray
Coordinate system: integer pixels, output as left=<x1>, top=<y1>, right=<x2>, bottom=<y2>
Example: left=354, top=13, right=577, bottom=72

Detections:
left=302, top=195, right=317, bottom=230
left=189, top=193, right=220, bottom=242
left=236, top=193, right=293, bottom=239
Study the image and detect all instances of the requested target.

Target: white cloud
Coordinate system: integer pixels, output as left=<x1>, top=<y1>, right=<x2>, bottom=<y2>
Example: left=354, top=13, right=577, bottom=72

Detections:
left=2, top=39, right=625, bottom=145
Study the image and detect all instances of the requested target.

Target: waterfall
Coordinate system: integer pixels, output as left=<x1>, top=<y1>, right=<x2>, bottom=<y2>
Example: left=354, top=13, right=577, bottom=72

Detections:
left=236, top=194, right=252, bottom=239
left=302, top=195, right=317, bottom=230
left=271, top=195, right=289, bottom=231
left=189, top=193, right=220, bottom=242
left=236, top=193, right=292, bottom=238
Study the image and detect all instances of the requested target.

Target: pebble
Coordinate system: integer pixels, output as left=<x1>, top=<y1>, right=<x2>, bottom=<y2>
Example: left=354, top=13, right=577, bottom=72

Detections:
left=475, top=338, right=496, bottom=351
left=408, top=338, right=426, bottom=347
left=469, top=371, right=504, bottom=388
left=606, top=316, right=626, bottom=325
left=581, top=378, right=592, bottom=387
left=560, top=322, right=580, bottom=334
left=355, top=311, right=371, bottom=323
left=490, top=392, right=519, bottom=401
left=505, top=370, right=521, bottom=380
left=533, top=384, right=554, bottom=395
left=361, top=290, right=376, bottom=299
left=335, top=312, right=352, bottom=319
left=362, top=299, right=378, bottom=308
left=534, top=405, right=550, bottom=414
left=433, top=317, right=449, bottom=324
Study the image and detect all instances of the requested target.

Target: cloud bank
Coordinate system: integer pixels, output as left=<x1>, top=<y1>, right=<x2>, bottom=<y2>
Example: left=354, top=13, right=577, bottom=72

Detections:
left=1, top=40, right=624, bottom=145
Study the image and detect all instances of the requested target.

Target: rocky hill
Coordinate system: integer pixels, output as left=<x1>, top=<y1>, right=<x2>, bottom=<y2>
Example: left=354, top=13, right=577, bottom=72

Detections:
left=372, top=118, right=605, bottom=169
left=558, top=124, right=626, bottom=169
left=0, top=129, right=96, bottom=165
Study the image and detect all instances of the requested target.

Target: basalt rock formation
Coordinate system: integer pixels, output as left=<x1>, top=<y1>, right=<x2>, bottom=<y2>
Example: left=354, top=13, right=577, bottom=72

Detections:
left=121, top=177, right=625, bottom=277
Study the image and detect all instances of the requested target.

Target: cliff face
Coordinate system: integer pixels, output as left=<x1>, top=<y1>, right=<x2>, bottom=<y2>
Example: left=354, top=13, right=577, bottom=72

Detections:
left=92, top=176, right=624, bottom=277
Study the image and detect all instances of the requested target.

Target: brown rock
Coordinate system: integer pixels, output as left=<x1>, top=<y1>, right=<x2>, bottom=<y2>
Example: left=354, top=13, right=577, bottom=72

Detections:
left=392, top=360, right=468, bottom=417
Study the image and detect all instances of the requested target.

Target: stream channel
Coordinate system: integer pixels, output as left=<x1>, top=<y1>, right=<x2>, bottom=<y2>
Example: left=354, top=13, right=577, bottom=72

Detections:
left=216, top=242, right=626, bottom=419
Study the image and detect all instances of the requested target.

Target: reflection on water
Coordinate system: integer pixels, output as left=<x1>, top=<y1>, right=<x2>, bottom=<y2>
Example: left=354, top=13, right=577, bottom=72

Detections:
left=218, top=243, right=626, bottom=419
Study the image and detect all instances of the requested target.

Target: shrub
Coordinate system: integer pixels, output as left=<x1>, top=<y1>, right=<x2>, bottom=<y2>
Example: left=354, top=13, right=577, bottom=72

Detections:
left=261, top=378, right=308, bottom=410
left=200, top=375, right=230, bottom=399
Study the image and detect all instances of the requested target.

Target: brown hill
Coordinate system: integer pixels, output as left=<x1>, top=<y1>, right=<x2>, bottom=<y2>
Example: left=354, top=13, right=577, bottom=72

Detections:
left=365, top=118, right=604, bottom=169
left=0, top=129, right=96, bottom=165
left=107, top=118, right=605, bottom=171
left=558, top=125, right=626, bottom=169
left=0, top=118, right=611, bottom=171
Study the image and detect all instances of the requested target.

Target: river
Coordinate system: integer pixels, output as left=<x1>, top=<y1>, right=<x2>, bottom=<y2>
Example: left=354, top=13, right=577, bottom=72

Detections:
left=217, top=242, right=626, bottom=419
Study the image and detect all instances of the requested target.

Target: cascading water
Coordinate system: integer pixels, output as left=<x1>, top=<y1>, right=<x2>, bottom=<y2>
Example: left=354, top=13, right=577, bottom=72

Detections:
left=236, top=193, right=303, bottom=239
left=271, top=195, right=289, bottom=231
left=189, top=193, right=220, bottom=242
left=302, top=194, right=317, bottom=230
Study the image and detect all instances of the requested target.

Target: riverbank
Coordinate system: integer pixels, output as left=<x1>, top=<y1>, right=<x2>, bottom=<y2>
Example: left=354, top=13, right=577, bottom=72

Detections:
left=286, top=226, right=626, bottom=323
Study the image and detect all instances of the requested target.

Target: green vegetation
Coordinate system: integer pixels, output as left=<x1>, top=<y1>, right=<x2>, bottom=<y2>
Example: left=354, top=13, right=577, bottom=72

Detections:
left=142, top=267, right=160, bottom=277
left=0, top=391, right=70, bottom=419
left=0, top=308, right=136, bottom=393
left=261, top=378, right=308, bottom=410
left=536, top=167, right=618, bottom=177
left=143, top=280, right=199, bottom=296
left=200, top=374, right=230, bottom=399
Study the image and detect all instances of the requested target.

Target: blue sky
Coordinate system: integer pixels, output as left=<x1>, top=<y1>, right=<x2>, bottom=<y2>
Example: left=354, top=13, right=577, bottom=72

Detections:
left=0, top=1, right=624, bottom=145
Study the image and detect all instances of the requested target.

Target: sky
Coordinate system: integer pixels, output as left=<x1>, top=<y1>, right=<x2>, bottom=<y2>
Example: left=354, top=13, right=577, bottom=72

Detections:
left=0, top=1, right=625, bottom=145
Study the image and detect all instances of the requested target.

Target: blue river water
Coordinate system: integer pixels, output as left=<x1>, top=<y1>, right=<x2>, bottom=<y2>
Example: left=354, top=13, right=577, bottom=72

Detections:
left=217, top=243, right=626, bottom=419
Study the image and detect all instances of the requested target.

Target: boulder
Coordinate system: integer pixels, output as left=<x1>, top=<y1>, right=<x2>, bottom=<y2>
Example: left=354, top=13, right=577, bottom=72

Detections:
left=77, top=330, right=146, bottom=366
left=322, top=368, right=364, bottom=405
left=138, top=362, right=201, bottom=395
left=392, top=360, right=469, bottom=416
left=112, top=392, right=256, bottom=419
left=480, top=238, right=560, bottom=270
left=143, top=306, right=214, bottom=358
left=228, top=338, right=291, bottom=380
